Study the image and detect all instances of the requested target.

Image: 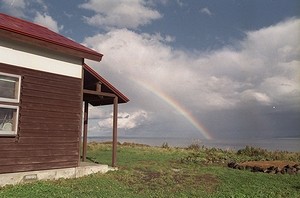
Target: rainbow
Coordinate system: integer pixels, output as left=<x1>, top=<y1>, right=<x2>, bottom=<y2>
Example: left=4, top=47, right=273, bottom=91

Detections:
left=132, top=79, right=213, bottom=140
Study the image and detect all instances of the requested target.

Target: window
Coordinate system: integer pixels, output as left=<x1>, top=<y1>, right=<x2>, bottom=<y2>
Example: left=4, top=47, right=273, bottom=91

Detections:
left=0, top=72, right=21, bottom=136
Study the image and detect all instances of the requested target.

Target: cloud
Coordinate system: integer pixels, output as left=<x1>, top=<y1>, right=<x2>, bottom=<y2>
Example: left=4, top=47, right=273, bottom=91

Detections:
left=240, top=90, right=271, bottom=105
left=1, top=0, right=26, bottom=17
left=200, top=7, right=212, bottom=16
left=33, top=12, right=63, bottom=33
left=3, top=0, right=26, bottom=7
left=79, top=0, right=162, bottom=29
left=1, top=0, right=61, bottom=33
left=85, top=18, right=300, bottom=110
left=1, top=0, right=48, bottom=18
left=97, top=110, right=149, bottom=130
left=176, top=0, right=184, bottom=7
left=88, top=106, right=108, bottom=119
left=84, top=18, right=300, bottom=138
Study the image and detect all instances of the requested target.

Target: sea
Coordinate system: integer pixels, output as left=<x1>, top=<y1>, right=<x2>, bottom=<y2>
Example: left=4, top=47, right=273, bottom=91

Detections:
left=87, top=136, right=300, bottom=152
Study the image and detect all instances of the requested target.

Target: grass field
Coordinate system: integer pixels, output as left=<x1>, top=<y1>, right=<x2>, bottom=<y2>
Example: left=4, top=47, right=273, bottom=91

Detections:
left=0, top=142, right=299, bottom=198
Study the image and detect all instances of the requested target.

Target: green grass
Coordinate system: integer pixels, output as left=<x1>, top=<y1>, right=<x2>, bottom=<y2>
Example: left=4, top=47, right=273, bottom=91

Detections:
left=0, top=142, right=299, bottom=198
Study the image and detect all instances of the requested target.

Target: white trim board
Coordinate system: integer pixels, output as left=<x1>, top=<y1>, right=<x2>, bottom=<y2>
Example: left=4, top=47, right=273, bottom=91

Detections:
left=0, top=39, right=83, bottom=79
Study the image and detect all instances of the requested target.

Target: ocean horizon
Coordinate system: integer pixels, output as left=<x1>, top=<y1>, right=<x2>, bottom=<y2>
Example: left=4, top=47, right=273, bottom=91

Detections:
left=87, top=136, right=300, bottom=152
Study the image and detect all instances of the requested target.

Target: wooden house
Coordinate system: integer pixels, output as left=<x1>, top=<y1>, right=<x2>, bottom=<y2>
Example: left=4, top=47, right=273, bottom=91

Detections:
left=0, top=13, right=129, bottom=175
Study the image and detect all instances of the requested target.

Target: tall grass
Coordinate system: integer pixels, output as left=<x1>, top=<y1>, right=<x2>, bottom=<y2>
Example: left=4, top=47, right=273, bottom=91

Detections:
left=181, top=144, right=300, bottom=164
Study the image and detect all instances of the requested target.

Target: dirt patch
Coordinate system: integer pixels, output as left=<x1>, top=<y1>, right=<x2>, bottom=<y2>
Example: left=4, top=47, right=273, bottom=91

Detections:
left=141, top=171, right=161, bottom=182
left=194, top=174, right=219, bottom=192
left=131, top=167, right=220, bottom=193
left=173, top=173, right=219, bottom=192
left=240, top=161, right=298, bottom=169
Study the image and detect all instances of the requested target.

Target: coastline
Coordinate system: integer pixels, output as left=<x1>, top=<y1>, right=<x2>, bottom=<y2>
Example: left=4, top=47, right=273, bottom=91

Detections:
left=87, top=136, right=300, bottom=152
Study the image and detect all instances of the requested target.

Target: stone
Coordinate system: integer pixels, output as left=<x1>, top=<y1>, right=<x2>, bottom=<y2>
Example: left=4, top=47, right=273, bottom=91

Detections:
left=252, top=166, right=264, bottom=172
left=275, top=167, right=281, bottom=174
left=286, top=168, right=295, bottom=175
left=267, top=166, right=276, bottom=171
left=228, top=162, right=238, bottom=168
left=293, top=164, right=300, bottom=170
left=280, top=169, right=286, bottom=174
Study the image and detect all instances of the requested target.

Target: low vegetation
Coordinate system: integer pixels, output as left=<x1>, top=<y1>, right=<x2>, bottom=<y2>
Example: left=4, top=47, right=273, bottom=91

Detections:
left=0, top=142, right=299, bottom=197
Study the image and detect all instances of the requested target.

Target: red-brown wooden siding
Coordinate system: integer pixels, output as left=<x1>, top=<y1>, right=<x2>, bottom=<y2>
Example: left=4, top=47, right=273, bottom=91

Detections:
left=0, top=63, right=82, bottom=174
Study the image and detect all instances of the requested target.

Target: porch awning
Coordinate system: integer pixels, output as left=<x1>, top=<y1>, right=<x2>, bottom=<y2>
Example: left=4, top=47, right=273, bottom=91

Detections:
left=83, top=64, right=129, bottom=106
left=81, top=64, right=129, bottom=167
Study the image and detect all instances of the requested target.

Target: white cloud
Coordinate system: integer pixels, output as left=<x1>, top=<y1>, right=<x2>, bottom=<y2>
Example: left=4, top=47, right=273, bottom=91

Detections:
left=1, top=0, right=26, bottom=17
left=200, top=7, right=212, bottom=16
left=88, top=106, right=108, bottom=119
left=240, top=90, right=271, bottom=105
left=84, top=18, right=300, bottom=115
left=79, top=0, right=162, bottom=29
left=3, top=0, right=26, bottom=8
left=83, top=18, right=300, bottom=139
left=98, top=110, right=149, bottom=130
left=1, top=0, right=48, bottom=18
left=33, top=12, right=63, bottom=33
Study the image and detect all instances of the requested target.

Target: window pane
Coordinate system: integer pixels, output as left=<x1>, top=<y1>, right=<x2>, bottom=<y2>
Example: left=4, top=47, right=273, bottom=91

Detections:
left=0, top=74, right=20, bottom=100
left=0, top=107, right=17, bottom=133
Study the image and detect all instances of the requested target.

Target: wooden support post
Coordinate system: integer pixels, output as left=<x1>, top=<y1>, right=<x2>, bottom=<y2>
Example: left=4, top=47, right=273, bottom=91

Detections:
left=112, top=96, right=118, bottom=167
left=82, top=101, right=89, bottom=162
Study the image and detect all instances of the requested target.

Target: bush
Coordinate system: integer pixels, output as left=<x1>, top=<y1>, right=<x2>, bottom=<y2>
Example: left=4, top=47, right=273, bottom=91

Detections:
left=237, top=146, right=268, bottom=157
left=236, top=146, right=300, bottom=161
left=161, top=142, right=169, bottom=149
left=187, top=143, right=203, bottom=150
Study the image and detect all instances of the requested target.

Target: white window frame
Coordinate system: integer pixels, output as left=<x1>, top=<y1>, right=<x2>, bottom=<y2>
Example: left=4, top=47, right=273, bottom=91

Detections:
left=0, top=72, right=21, bottom=103
left=0, top=104, right=19, bottom=135
left=0, top=72, right=21, bottom=136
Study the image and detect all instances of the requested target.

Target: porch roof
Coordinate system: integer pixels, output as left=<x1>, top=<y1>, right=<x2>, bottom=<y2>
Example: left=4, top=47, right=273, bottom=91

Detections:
left=83, top=64, right=129, bottom=106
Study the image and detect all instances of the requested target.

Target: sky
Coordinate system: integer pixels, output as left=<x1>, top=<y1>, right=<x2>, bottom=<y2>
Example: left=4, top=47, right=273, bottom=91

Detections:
left=1, top=0, right=300, bottom=140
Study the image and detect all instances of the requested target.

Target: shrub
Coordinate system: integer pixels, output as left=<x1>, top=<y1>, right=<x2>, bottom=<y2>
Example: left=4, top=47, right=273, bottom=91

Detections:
left=161, top=142, right=169, bottom=149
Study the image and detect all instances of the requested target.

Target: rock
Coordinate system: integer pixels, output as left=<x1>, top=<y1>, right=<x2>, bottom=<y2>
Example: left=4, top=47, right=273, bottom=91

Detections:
left=252, top=166, right=264, bottom=172
left=292, top=164, right=299, bottom=168
left=275, top=167, right=281, bottom=174
left=276, top=170, right=282, bottom=174
left=293, top=164, right=300, bottom=170
left=265, top=166, right=274, bottom=173
left=245, top=165, right=252, bottom=170
left=286, top=168, right=295, bottom=175
left=267, top=166, right=276, bottom=171
left=280, top=169, right=286, bottom=174
left=269, top=170, right=276, bottom=174
left=228, top=162, right=299, bottom=175
left=228, top=162, right=238, bottom=168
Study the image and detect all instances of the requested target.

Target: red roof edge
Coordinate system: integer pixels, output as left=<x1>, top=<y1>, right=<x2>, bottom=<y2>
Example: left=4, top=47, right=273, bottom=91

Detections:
left=83, top=63, right=129, bottom=103
left=0, top=13, right=103, bottom=62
